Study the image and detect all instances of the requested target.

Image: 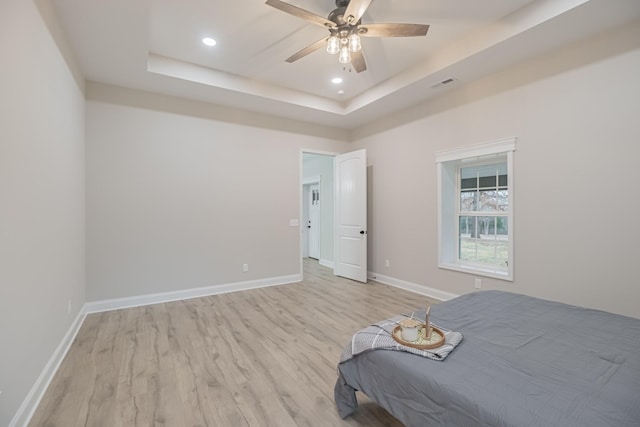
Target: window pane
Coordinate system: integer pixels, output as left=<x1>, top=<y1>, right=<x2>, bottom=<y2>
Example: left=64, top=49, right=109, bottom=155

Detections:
left=497, top=190, right=508, bottom=211
left=459, top=216, right=475, bottom=262
left=496, top=216, right=508, bottom=236
left=478, top=190, right=508, bottom=212
left=473, top=240, right=509, bottom=267
left=460, top=178, right=477, bottom=190
left=479, top=191, right=497, bottom=212
left=495, top=241, right=509, bottom=268
left=477, top=216, right=495, bottom=237
left=478, top=175, right=496, bottom=188
left=459, top=229, right=507, bottom=267
left=459, top=238, right=476, bottom=263
left=460, top=191, right=476, bottom=211
left=459, top=216, right=478, bottom=238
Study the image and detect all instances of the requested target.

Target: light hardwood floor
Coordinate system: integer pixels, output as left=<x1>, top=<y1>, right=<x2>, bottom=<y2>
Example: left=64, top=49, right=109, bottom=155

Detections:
left=30, top=259, right=437, bottom=427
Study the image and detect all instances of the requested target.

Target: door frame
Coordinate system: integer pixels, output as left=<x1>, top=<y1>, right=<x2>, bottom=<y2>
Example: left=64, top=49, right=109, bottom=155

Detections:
left=299, top=149, right=338, bottom=279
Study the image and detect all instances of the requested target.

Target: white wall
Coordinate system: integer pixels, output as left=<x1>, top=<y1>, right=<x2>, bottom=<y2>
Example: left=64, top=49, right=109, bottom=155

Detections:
left=86, top=89, right=349, bottom=301
left=0, top=0, right=86, bottom=425
left=353, top=22, right=640, bottom=319
left=302, top=154, right=335, bottom=264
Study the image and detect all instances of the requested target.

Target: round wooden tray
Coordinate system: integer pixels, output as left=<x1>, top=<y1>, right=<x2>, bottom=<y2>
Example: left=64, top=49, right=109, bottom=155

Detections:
left=392, top=324, right=445, bottom=349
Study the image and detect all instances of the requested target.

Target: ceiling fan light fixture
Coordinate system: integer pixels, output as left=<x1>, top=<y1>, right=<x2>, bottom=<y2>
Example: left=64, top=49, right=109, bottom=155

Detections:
left=326, top=35, right=340, bottom=54
left=338, top=45, right=351, bottom=64
left=348, top=33, right=361, bottom=52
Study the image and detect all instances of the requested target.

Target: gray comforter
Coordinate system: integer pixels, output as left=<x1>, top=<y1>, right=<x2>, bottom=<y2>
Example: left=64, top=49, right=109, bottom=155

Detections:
left=335, top=290, right=640, bottom=427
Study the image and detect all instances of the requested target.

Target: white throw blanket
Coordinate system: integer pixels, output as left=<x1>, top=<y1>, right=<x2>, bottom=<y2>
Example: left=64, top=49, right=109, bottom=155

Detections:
left=340, top=315, right=464, bottom=363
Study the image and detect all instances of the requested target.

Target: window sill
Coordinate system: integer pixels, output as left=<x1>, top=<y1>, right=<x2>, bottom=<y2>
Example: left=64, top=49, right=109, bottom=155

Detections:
left=439, top=262, right=513, bottom=282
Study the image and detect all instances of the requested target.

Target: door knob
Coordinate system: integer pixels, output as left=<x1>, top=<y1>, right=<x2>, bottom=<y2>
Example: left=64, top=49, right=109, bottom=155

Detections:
left=360, top=230, right=367, bottom=235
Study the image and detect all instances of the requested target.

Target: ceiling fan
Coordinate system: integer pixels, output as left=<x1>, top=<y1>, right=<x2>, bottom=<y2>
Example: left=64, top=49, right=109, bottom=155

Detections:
left=265, top=0, right=429, bottom=73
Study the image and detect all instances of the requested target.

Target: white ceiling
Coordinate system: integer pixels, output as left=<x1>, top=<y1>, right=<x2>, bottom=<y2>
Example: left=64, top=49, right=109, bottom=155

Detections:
left=50, top=0, right=640, bottom=131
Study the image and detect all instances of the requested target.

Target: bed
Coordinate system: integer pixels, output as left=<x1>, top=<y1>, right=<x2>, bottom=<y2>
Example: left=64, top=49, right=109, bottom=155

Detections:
left=335, top=290, right=640, bottom=427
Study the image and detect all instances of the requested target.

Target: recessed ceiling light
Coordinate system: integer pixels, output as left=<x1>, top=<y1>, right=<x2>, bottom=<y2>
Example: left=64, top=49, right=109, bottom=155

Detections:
left=202, top=37, right=217, bottom=47
left=331, top=77, right=343, bottom=84
left=338, top=89, right=345, bottom=94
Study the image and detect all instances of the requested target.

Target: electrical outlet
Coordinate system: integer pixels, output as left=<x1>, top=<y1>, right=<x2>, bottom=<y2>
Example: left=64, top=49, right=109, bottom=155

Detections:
left=385, top=259, right=390, bottom=268
left=242, top=263, right=249, bottom=272
left=474, top=278, right=482, bottom=289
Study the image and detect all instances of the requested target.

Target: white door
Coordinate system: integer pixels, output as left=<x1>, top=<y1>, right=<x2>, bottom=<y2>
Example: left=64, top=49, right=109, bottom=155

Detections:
left=308, top=183, right=320, bottom=259
left=334, top=149, right=367, bottom=282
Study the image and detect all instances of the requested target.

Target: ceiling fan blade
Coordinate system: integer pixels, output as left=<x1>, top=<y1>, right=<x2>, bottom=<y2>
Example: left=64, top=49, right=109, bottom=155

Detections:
left=344, top=0, right=373, bottom=24
left=286, top=37, right=328, bottom=63
left=265, top=0, right=336, bottom=29
left=360, top=23, right=429, bottom=37
left=351, top=50, right=367, bottom=73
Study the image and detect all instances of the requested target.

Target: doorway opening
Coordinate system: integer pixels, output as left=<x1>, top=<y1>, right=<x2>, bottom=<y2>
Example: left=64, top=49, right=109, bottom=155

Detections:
left=300, top=149, right=368, bottom=282
left=301, top=151, right=336, bottom=278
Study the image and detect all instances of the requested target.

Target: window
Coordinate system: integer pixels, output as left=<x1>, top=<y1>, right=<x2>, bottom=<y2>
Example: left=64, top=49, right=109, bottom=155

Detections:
left=436, top=138, right=515, bottom=280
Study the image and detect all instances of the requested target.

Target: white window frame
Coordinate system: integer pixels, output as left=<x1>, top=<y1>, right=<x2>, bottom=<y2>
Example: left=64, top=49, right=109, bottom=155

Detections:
left=436, top=137, right=516, bottom=281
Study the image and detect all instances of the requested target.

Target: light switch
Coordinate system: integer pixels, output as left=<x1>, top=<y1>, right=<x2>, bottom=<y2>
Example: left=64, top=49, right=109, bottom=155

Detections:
left=289, top=219, right=299, bottom=227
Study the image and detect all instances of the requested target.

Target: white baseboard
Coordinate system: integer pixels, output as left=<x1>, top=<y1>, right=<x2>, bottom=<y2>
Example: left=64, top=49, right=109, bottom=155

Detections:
left=369, top=272, right=459, bottom=302
left=319, top=258, right=334, bottom=269
left=10, top=308, right=87, bottom=427
left=85, top=274, right=302, bottom=314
